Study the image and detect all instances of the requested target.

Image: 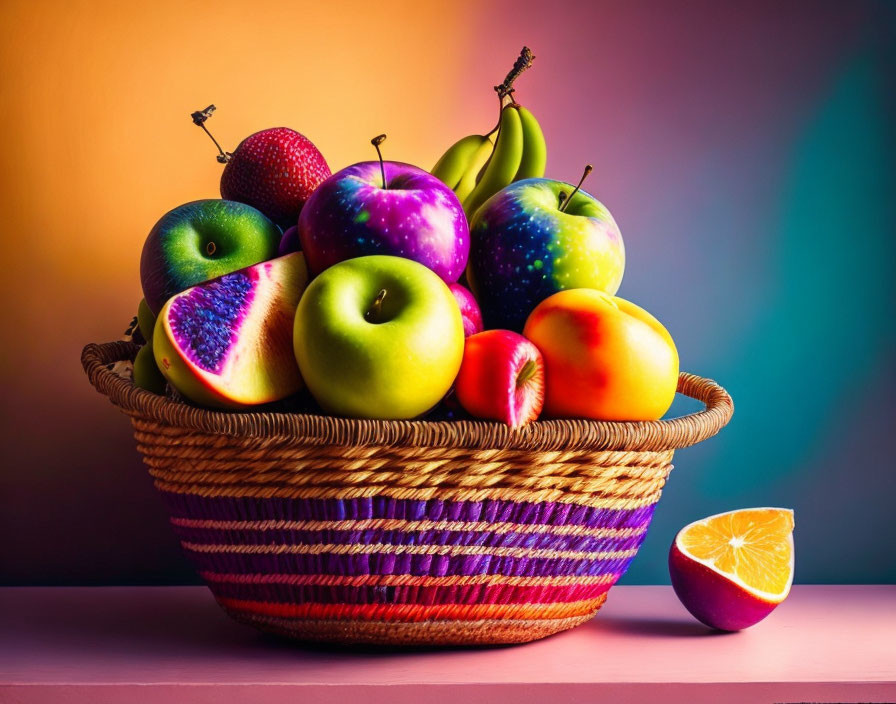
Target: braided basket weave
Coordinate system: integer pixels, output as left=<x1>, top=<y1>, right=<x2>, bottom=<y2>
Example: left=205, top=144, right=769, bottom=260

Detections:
left=83, top=340, right=733, bottom=646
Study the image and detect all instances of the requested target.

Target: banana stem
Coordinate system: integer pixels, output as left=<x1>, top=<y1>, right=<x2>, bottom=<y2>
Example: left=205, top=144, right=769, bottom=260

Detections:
left=495, top=46, right=535, bottom=100
left=191, top=105, right=231, bottom=164
left=559, top=165, right=593, bottom=213
left=456, top=48, right=533, bottom=195
left=479, top=47, right=533, bottom=168
left=482, top=48, right=533, bottom=145
left=487, top=92, right=507, bottom=138
left=371, top=134, right=387, bottom=189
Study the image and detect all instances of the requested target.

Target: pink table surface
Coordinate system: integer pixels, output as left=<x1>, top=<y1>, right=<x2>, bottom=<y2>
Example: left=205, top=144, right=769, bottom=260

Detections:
left=1, top=585, right=894, bottom=703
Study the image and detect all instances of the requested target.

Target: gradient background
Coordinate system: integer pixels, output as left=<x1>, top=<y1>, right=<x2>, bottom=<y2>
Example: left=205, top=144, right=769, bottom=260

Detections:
left=1, top=0, right=894, bottom=586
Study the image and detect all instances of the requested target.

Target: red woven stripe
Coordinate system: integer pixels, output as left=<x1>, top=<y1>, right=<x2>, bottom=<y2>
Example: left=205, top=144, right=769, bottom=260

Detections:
left=217, top=596, right=605, bottom=622
left=206, top=578, right=612, bottom=606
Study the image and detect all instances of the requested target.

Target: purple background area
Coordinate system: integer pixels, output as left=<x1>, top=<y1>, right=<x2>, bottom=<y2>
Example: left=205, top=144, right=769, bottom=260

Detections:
left=1, top=0, right=894, bottom=586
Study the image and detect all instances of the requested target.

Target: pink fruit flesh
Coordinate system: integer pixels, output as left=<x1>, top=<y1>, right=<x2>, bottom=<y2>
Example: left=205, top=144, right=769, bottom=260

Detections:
left=454, top=330, right=544, bottom=427
left=154, top=253, right=307, bottom=408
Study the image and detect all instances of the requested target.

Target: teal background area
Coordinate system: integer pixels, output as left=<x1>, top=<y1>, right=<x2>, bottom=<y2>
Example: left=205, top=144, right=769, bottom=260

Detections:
left=620, top=17, right=896, bottom=583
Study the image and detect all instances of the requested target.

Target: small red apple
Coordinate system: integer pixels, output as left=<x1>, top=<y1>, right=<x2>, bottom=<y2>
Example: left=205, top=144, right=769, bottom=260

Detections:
left=454, top=330, right=544, bottom=428
left=448, top=283, right=484, bottom=337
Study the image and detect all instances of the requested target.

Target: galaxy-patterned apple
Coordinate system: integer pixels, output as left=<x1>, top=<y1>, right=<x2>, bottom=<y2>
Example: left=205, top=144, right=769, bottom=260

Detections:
left=467, top=167, right=625, bottom=331
left=298, top=136, right=469, bottom=283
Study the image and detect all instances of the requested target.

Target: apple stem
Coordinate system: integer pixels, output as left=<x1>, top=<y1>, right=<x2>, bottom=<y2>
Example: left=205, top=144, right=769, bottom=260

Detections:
left=365, top=289, right=388, bottom=323
left=558, top=165, right=593, bottom=213
left=558, top=191, right=568, bottom=210
left=371, top=134, right=387, bottom=189
left=190, top=105, right=232, bottom=164
left=516, top=359, right=539, bottom=388
left=495, top=46, right=535, bottom=102
left=205, top=241, right=216, bottom=256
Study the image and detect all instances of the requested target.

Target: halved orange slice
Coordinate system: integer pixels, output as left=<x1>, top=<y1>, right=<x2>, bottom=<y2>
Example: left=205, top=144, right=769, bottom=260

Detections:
left=669, top=508, right=795, bottom=630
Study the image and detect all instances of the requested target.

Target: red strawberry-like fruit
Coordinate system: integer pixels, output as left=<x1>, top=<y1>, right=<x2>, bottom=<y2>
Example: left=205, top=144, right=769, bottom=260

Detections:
left=454, top=330, right=544, bottom=428
left=192, top=106, right=331, bottom=230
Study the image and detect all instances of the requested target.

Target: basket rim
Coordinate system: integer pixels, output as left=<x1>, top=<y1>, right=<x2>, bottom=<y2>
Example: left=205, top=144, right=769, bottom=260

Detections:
left=82, top=340, right=733, bottom=452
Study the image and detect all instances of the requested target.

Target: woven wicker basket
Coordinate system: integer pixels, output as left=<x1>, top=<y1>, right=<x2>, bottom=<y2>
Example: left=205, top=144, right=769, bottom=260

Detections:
left=83, top=340, right=733, bottom=646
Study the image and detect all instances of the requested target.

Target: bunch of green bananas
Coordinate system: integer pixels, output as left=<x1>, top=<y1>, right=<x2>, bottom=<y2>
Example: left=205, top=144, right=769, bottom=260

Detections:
left=431, top=102, right=546, bottom=220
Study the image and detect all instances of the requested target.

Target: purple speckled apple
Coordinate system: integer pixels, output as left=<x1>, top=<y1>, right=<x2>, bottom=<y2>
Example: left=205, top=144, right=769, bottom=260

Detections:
left=298, top=161, right=468, bottom=282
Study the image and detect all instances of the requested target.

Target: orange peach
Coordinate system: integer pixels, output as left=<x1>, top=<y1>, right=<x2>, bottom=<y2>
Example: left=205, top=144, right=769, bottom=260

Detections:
left=522, top=288, right=678, bottom=421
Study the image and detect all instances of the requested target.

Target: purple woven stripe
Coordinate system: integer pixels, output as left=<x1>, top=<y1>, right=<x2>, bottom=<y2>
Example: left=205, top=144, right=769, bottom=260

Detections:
left=171, top=525, right=648, bottom=555
left=179, top=547, right=637, bottom=579
left=160, top=492, right=657, bottom=530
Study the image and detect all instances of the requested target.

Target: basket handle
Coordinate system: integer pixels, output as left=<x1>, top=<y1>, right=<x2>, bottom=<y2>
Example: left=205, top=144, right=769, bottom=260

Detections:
left=666, top=372, right=735, bottom=449
left=82, top=341, right=733, bottom=452
left=82, top=340, right=139, bottom=398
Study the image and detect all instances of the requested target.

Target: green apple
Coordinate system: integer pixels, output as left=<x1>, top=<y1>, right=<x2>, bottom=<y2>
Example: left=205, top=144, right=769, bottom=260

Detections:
left=294, top=255, right=464, bottom=419
left=140, top=199, right=281, bottom=314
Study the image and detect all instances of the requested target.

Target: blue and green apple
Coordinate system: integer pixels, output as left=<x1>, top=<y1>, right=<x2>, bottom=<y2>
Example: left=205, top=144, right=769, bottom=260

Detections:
left=466, top=178, right=625, bottom=331
left=140, top=199, right=281, bottom=313
left=293, top=255, right=464, bottom=419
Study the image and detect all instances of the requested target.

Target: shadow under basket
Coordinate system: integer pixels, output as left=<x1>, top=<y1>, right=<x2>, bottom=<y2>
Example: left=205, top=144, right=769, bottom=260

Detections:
left=83, top=341, right=733, bottom=647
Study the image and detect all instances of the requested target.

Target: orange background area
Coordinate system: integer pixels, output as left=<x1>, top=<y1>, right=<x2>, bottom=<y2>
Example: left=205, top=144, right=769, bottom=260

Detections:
left=0, top=0, right=517, bottom=393
left=0, top=0, right=538, bottom=581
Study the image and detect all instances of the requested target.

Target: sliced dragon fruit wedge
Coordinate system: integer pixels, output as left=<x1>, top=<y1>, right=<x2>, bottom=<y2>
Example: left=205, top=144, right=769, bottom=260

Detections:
left=153, top=253, right=308, bottom=408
